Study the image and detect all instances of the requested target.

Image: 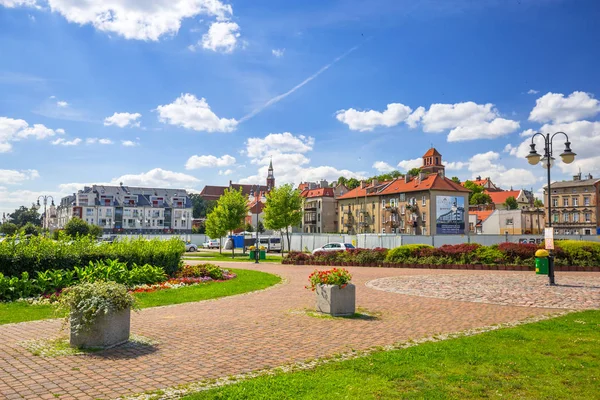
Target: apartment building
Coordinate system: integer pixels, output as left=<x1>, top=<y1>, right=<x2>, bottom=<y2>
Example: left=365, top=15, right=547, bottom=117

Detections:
left=56, top=184, right=193, bottom=234
left=299, top=181, right=348, bottom=233
left=337, top=148, right=470, bottom=235
left=543, top=172, right=600, bottom=235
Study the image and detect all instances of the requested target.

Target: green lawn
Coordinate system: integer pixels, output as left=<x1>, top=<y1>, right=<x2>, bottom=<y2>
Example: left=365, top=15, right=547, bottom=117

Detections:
left=0, top=269, right=280, bottom=325
left=183, top=251, right=282, bottom=263
left=184, top=310, right=600, bottom=400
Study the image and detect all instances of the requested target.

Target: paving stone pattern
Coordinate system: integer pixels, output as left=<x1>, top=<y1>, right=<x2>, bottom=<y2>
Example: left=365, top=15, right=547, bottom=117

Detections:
left=0, top=264, right=592, bottom=400
left=367, top=273, right=600, bottom=309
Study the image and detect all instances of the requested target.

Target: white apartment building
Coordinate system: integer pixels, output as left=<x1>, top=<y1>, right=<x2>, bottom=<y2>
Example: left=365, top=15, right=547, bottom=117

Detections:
left=56, top=184, right=193, bottom=234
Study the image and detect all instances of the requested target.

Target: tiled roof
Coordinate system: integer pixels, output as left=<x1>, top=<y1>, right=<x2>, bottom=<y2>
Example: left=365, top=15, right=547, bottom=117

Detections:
left=462, top=179, right=489, bottom=187
left=300, top=188, right=335, bottom=198
left=336, top=181, right=393, bottom=200
left=543, top=178, right=600, bottom=189
left=470, top=210, right=494, bottom=225
left=423, top=148, right=441, bottom=157
left=338, top=175, right=469, bottom=200
left=486, top=190, right=521, bottom=205
left=200, top=184, right=269, bottom=200
left=298, top=183, right=309, bottom=191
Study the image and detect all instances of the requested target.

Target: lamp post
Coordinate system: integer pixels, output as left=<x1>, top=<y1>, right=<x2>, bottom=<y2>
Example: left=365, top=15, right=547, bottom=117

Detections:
left=37, top=195, right=54, bottom=231
left=525, top=131, right=576, bottom=285
left=249, top=185, right=263, bottom=264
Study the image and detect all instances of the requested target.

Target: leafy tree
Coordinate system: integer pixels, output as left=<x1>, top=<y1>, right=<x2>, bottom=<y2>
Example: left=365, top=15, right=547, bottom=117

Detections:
left=451, top=176, right=461, bottom=184
left=245, top=222, right=254, bottom=232
left=533, top=198, right=544, bottom=207
left=210, top=188, right=247, bottom=258
left=257, top=220, right=265, bottom=234
left=189, top=194, right=216, bottom=218
left=337, top=176, right=348, bottom=187
left=21, top=222, right=41, bottom=236
left=8, top=205, right=41, bottom=227
left=408, top=167, right=421, bottom=177
left=504, top=196, right=519, bottom=210
left=205, top=207, right=227, bottom=254
left=346, top=178, right=360, bottom=190
left=263, top=184, right=302, bottom=252
left=89, top=224, right=103, bottom=238
left=0, top=222, right=18, bottom=236
left=64, top=217, right=90, bottom=237
left=471, top=192, right=493, bottom=205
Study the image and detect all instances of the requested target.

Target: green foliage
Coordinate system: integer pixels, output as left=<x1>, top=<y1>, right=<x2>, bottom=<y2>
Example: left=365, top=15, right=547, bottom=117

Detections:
left=257, top=220, right=265, bottom=233
left=64, top=217, right=91, bottom=237
left=263, top=184, right=302, bottom=252
left=57, top=281, right=137, bottom=334
left=504, top=196, right=519, bottom=210
left=245, top=222, right=254, bottom=232
left=384, top=244, right=434, bottom=263
left=0, top=272, right=37, bottom=301
left=36, top=269, right=76, bottom=294
left=306, top=268, right=352, bottom=291
left=407, top=167, right=421, bottom=176
left=470, top=192, right=493, bottom=205
left=0, top=222, right=18, bottom=236
left=75, top=259, right=166, bottom=287
left=346, top=178, right=360, bottom=190
left=555, top=240, right=600, bottom=267
left=88, top=224, right=103, bottom=238
left=0, top=236, right=184, bottom=277
left=175, top=263, right=225, bottom=280
left=533, top=198, right=544, bottom=207
left=8, top=205, right=41, bottom=227
left=21, top=222, right=41, bottom=236
left=189, top=194, right=216, bottom=218
left=474, top=245, right=504, bottom=264
left=451, top=176, right=461, bottom=183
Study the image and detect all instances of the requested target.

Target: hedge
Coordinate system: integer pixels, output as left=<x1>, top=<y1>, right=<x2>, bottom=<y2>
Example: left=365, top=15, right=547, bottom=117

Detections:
left=0, top=236, right=185, bottom=277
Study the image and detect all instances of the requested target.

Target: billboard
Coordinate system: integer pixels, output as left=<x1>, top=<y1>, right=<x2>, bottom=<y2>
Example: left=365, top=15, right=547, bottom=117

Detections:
left=436, top=196, right=465, bottom=234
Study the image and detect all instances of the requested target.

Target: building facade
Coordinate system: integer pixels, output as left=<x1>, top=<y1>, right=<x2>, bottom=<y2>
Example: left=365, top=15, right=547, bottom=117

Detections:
left=56, top=184, right=194, bottom=234
left=543, top=173, right=600, bottom=235
left=299, top=181, right=348, bottom=233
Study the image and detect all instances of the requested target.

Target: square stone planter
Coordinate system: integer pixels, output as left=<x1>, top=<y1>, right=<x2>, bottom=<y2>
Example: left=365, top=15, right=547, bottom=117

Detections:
left=70, top=308, right=130, bottom=349
left=315, top=284, right=356, bottom=317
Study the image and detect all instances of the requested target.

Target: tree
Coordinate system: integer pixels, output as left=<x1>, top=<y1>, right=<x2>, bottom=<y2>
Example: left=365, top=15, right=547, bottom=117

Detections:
left=189, top=194, right=216, bottom=218
left=504, top=196, right=519, bottom=210
left=263, top=184, right=303, bottom=252
left=0, top=222, right=18, bottom=236
left=21, top=222, right=41, bottom=236
left=89, top=224, right=103, bottom=238
left=257, top=220, right=265, bottom=234
left=471, top=192, right=493, bottom=205
left=451, top=176, right=461, bottom=184
left=64, top=217, right=90, bottom=237
left=245, top=222, right=254, bottom=232
left=534, top=198, right=544, bottom=207
left=407, top=167, right=421, bottom=177
left=9, top=205, right=41, bottom=227
left=211, top=188, right=248, bottom=258
left=337, top=176, right=348, bottom=187
left=205, top=207, right=228, bottom=254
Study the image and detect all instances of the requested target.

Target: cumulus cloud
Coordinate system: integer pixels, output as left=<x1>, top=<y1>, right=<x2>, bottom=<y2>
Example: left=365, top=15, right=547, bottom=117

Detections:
left=198, top=21, right=240, bottom=53
left=527, top=89, right=539, bottom=95
left=0, top=169, right=40, bottom=185
left=529, top=91, right=600, bottom=124
left=336, top=103, right=413, bottom=132
left=185, top=154, right=236, bottom=170
left=372, top=161, right=395, bottom=173
left=111, top=168, right=200, bottom=187
left=0, top=116, right=64, bottom=152
left=156, top=94, right=237, bottom=133
left=2, top=0, right=235, bottom=41
left=445, top=161, right=467, bottom=171
left=121, top=140, right=139, bottom=147
left=467, top=151, right=537, bottom=188
left=52, top=137, right=81, bottom=146
left=218, top=169, right=234, bottom=176
left=104, top=112, right=141, bottom=128
left=86, top=138, right=114, bottom=145
left=397, top=158, right=422, bottom=171
left=272, top=48, right=285, bottom=58
left=406, top=106, right=425, bottom=129
left=56, top=100, right=68, bottom=107
left=245, top=132, right=314, bottom=159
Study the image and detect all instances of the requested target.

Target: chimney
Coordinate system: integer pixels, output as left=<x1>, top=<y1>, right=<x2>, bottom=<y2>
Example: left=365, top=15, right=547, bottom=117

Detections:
left=229, top=180, right=233, bottom=187
left=418, top=171, right=426, bottom=181
left=588, top=173, right=593, bottom=180
left=573, top=173, right=581, bottom=181
left=371, top=178, right=379, bottom=186
left=404, top=174, right=410, bottom=183
left=360, top=180, right=366, bottom=189
left=476, top=175, right=481, bottom=181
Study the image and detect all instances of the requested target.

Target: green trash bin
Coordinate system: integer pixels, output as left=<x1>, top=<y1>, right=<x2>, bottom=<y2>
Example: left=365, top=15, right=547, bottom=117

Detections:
left=249, top=250, right=256, bottom=260
left=259, top=250, right=266, bottom=260
left=535, top=249, right=549, bottom=275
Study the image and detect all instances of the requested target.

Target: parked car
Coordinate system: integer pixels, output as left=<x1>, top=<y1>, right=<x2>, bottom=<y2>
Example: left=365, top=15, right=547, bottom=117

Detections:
left=202, top=239, right=220, bottom=249
left=185, top=242, right=198, bottom=252
left=312, top=242, right=355, bottom=254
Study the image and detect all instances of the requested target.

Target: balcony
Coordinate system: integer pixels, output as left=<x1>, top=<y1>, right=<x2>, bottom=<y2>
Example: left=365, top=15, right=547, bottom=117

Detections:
left=343, top=219, right=354, bottom=227
left=359, top=209, right=369, bottom=214
left=384, top=220, right=399, bottom=227
left=304, top=218, right=317, bottom=225
left=305, top=206, right=317, bottom=211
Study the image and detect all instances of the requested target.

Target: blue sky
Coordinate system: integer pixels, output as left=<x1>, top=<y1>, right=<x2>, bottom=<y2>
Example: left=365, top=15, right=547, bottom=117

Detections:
left=1, top=0, right=600, bottom=215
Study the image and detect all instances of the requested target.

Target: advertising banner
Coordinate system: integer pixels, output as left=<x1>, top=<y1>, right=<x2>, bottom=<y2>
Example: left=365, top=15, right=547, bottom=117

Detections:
left=436, top=196, right=465, bottom=234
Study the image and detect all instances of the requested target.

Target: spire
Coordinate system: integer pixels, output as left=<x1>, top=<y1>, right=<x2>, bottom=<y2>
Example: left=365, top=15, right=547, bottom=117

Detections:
left=269, top=157, right=273, bottom=170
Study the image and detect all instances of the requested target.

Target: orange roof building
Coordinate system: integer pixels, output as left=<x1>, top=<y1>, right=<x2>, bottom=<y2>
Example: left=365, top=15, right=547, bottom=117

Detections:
left=299, top=181, right=348, bottom=234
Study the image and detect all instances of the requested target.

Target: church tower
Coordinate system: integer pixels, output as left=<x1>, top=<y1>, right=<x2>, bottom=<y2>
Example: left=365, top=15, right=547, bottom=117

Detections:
left=421, top=148, right=445, bottom=176
left=266, top=159, right=275, bottom=191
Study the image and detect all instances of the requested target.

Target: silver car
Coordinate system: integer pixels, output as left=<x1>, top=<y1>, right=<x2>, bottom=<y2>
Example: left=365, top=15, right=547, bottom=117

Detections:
left=185, top=242, right=198, bottom=252
left=312, top=242, right=355, bottom=254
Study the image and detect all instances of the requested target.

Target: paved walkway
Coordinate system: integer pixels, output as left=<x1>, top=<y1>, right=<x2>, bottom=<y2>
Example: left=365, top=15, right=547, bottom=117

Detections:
left=0, top=264, right=593, bottom=400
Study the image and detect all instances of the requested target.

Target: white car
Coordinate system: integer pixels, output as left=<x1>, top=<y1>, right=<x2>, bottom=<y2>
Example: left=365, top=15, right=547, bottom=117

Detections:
left=203, top=239, right=220, bottom=249
left=185, top=242, right=198, bottom=252
left=312, top=242, right=355, bottom=254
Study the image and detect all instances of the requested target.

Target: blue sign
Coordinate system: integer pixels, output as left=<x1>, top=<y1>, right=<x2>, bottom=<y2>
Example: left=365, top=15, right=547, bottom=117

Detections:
left=597, top=227, right=600, bottom=235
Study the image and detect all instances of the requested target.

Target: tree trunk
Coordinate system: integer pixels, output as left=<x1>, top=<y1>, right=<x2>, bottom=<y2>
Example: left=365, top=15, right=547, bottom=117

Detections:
left=285, top=227, right=290, bottom=253
left=231, top=232, right=235, bottom=259
left=219, top=237, right=222, bottom=254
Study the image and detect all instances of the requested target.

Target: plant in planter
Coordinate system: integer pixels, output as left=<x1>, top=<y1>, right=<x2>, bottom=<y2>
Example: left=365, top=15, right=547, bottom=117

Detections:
left=306, top=268, right=355, bottom=316
left=57, top=281, right=137, bottom=349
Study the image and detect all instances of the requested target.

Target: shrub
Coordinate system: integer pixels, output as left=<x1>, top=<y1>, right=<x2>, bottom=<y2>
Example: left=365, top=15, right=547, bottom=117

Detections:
left=285, top=251, right=312, bottom=263
left=175, top=263, right=225, bottom=280
left=555, top=240, right=600, bottom=266
left=0, top=272, right=37, bottom=302
left=306, top=268, right=352, bottom=291
left=74, top=259, right=166, bottom=287
left=498, top=242, right=538, bottom=262
left=474, top=245, right=504, bottom=265
left=385, top=244, right=433, bottom=263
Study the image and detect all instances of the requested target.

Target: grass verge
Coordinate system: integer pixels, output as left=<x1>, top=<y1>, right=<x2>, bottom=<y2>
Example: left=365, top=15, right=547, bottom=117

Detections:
left=0, top=269, right=280, bottom=325
left=182, top=310, right=600, bottom=400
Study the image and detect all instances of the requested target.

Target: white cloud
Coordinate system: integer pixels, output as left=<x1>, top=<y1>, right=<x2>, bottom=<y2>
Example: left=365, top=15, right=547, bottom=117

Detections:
left=245, top=132, right=314, bottom=159
left=447, top=118, right=520, bottom=142
left=372, top=161, right=395, bottom=173
left=112, top=168, right=200, bottom=187
left=0, top=169, right=39, bottom=185
left=52, top=137, right=81, bottom=146
left=397, top=158, right=422, bottom=171
left=185, top=154, right=236, bottom=169
left=445, top=161, right=467, bottom=170
left=5, top=0, right=235, bottom=41
left=336, top=103, right=413, bottom=132
left=218, top=169, right=234, bottom=176
left=121, top=140, right=139, bottom=147
left=56, top=100, right=68, bottom=107
left=86, top=138, right=113, bottom=145
left=529, top=91, right=600, bottom=124
left=467, top=151, right=537, bottom=188
left=406, top=106, right=425, bottom=129
left=272, top=48, right=285, bottom=58
left=156, top=94, right=237, bottom=132
left=0, top=116, right=64, bottom=152
left=200, top=21, right=240, bottom=53
left=527, top=89, right=539, bottom=95
left=104, top=112, right=141, bottom=128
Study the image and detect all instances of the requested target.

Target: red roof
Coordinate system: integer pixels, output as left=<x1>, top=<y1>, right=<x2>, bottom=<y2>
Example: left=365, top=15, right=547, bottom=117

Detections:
left=337, top=181, right=393, bottom=200
left=423, top=148, right=442, bottom=157
left=486, top=190, right=521, bottom=205
left=378, top=174, right=470, bottom=196
left=298, top=183, right=309, bottom=191
left=469, top=210, right=494, bottom=225
left=300, top=187, right=335, bottom=198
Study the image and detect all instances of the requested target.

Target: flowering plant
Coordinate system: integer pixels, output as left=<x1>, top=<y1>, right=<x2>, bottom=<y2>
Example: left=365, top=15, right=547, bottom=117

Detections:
left=306, top=268, right=352, bottom=291
left=248, top=245, right=266, bottom=251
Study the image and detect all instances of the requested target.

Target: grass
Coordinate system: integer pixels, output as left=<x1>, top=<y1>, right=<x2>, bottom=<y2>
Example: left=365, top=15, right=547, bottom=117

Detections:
left=0, top=269, right=280, bottom=325
left=183, top=310, right=600, bottom=400
left=183, top=251, right=282, bottom=263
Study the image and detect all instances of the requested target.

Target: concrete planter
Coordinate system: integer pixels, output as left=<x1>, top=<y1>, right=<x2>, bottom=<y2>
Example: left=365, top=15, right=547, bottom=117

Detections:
left=70, top=308, right=131, bottom=349
left=315, top=284, right=356, bottom=316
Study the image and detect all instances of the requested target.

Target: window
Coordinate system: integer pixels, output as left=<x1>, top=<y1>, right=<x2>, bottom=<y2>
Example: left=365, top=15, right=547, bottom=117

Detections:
left=573, top=213, right=580, bottom=222
left=422, top=212, right=426, bottom=222
left=563, top=198, right=569, bottom=207
left=422, top=196, right=426, bottom=206
left=106, top=209, right=113, bottom=217
left=573, top=198, right=579, bottom=206
left=585, top=213, right=591, bottom=222
left=564, top=213, right=570, bottom=223
left=399, top=193, right=406, bottom=201
left=401, top=205, right=405, bottom=214
left=552, top=198, right=558, bottom=207
left=86, top=208, right=93, bottom=216
left=174, top=220, right=178, bottom=227
left=506, top=218, right=514, bottom=225
left=553, top=214, right=559, bottom=223
left=423, top=228, right=427, bottom=235
left=382, top=199, right=386, bottom=208
left=584, top=197, right=590, bottom=206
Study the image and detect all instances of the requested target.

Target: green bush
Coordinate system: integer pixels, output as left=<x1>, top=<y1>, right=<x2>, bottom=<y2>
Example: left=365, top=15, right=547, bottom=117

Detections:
left=474, top=245, right=504, bottom=265
left=0, top=272, right=37, bottom=301
left=555, top=240, right=600, bottom=267
left=0, top=236, right=184, bottom=277
left=74, top=260, right=166, bottom=287
left=385, top=244, right=433, bottom=263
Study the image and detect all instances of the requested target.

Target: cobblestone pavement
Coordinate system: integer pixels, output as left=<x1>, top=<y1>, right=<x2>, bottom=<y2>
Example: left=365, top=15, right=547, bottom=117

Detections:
left=0, top=264, right=589, bottom=400
left=367, top=273, right=600, bottom=309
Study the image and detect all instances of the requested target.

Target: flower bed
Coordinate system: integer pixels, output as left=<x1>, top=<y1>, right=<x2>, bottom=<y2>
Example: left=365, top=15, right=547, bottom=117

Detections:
left=283, top=241, right=600, bottom=271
